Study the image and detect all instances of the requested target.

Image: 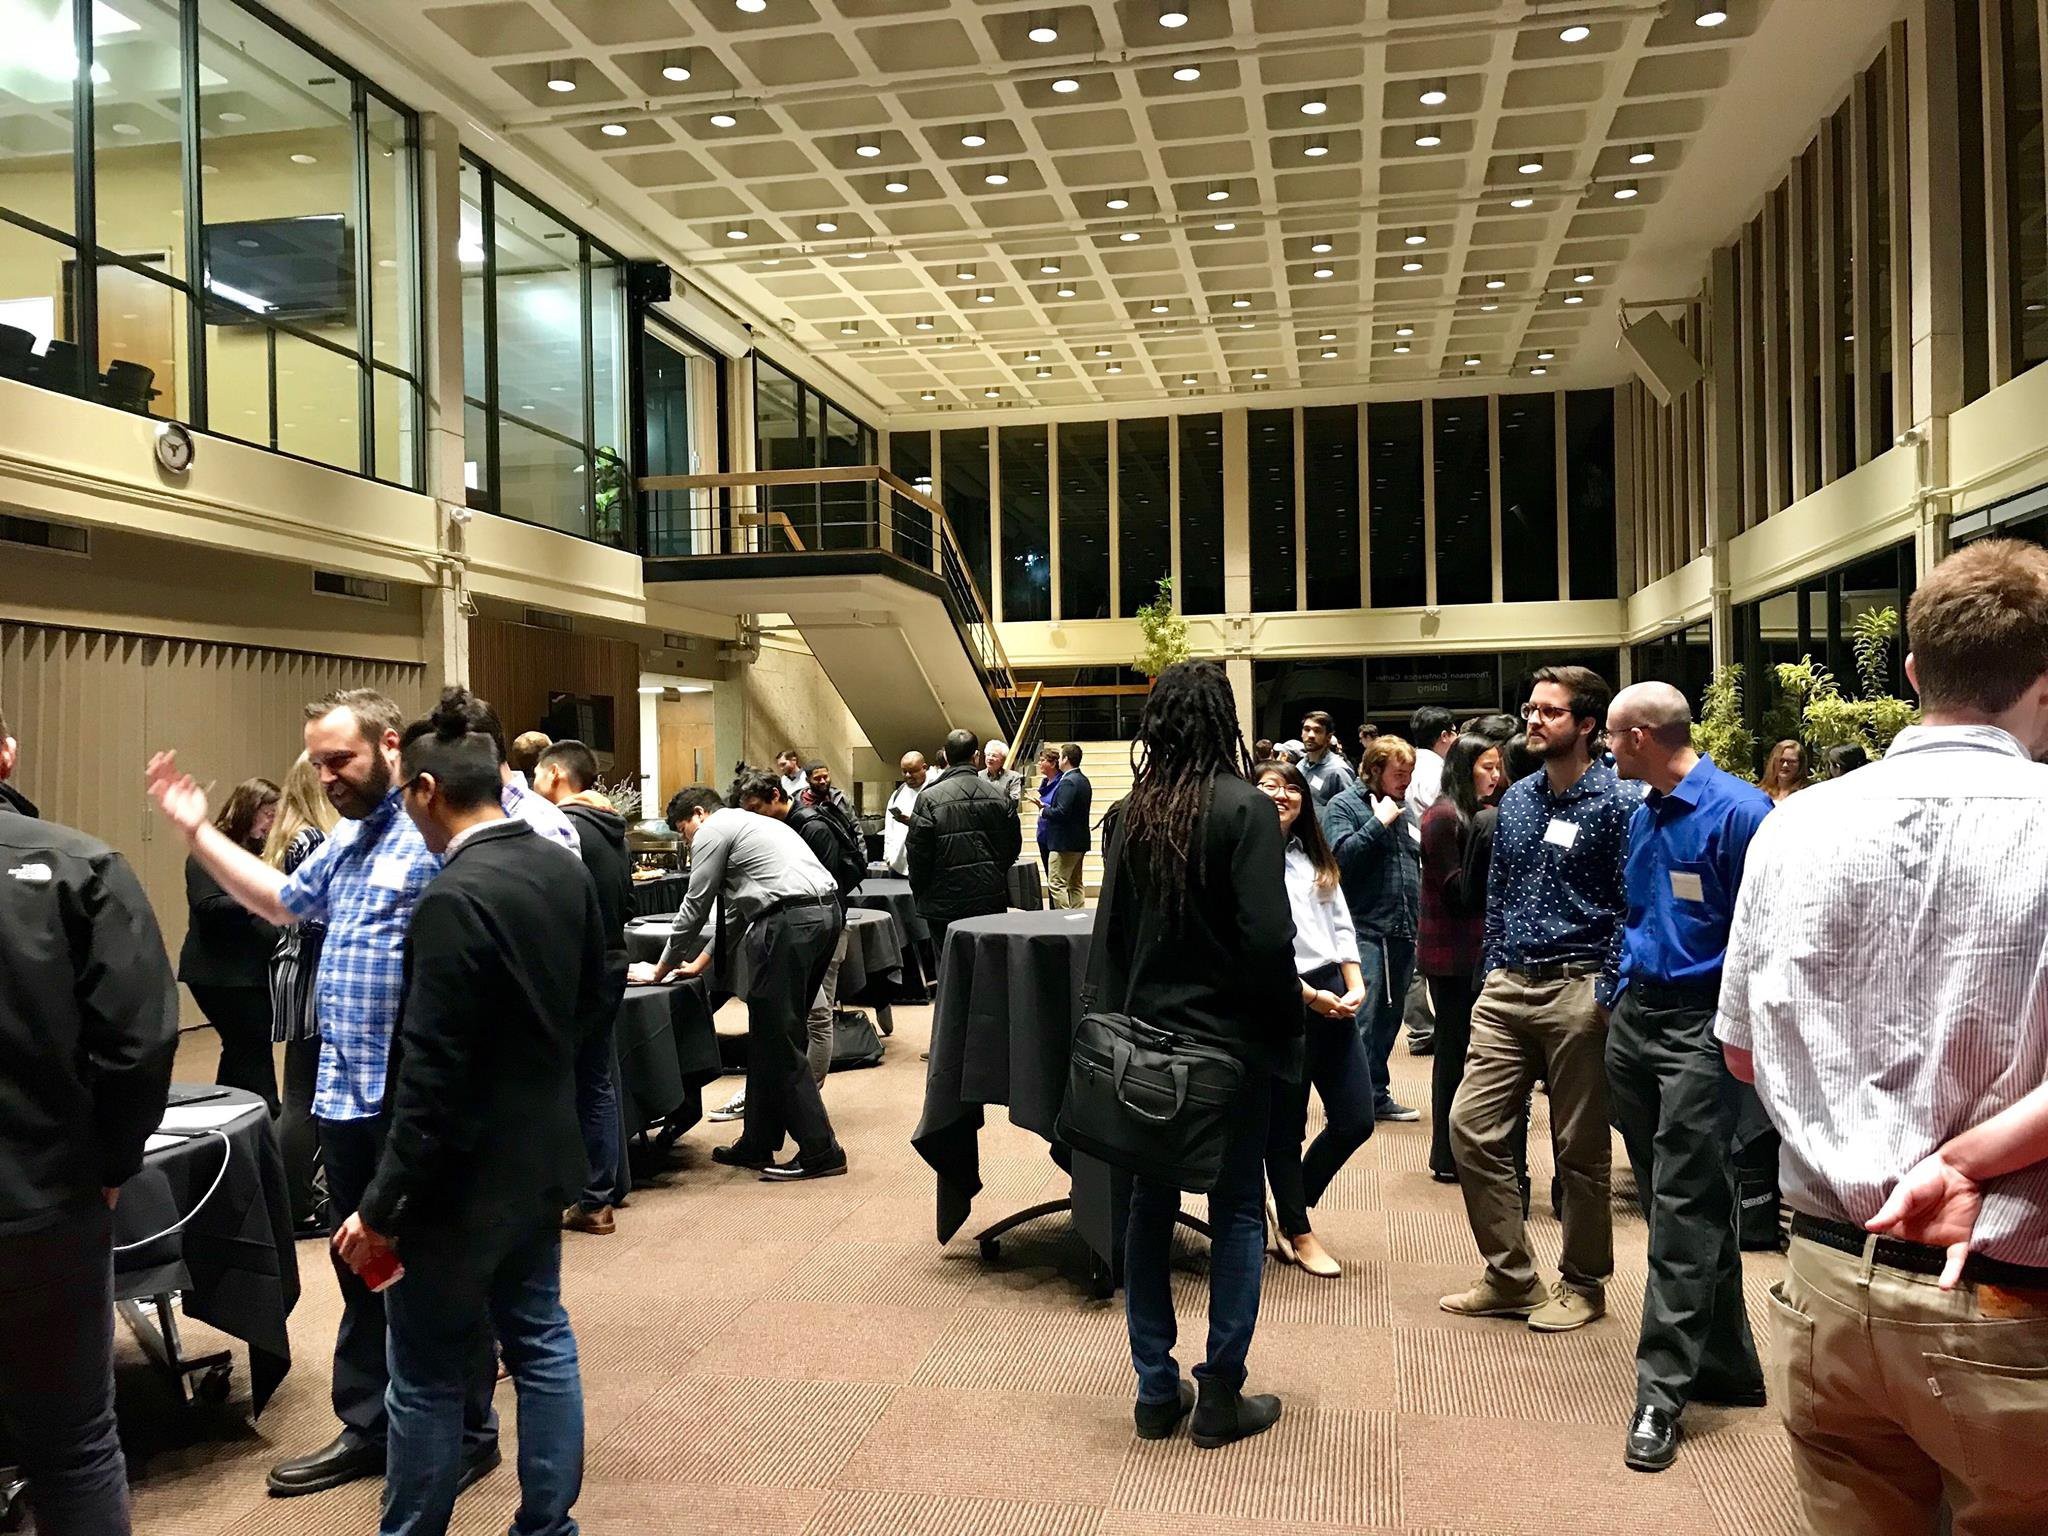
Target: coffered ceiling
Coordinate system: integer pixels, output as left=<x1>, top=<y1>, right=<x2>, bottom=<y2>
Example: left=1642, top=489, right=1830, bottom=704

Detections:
left=300, top=0, right=1869, bottom=417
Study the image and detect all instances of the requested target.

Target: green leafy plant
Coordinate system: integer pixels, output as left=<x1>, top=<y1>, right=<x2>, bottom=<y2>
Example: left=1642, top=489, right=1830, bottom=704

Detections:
left=1760, top=610, right=1917, bottom=769
left=1133, top=577, right=1192, bottom=679
left=593, top=448, right=629, bottom=543
left=1850, top=606, right=1900, bottom=700
left=1692, top=664, right=1756, bottom=781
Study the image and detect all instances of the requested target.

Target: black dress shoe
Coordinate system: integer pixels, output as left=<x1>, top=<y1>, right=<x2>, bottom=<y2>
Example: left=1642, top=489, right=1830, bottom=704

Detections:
left=267, top=1431, right=385, bottom=1496
left=1190, top=1378, right=1282, bottom=1449
left=1624, top=1405, right=1680, bottom=1472
left=457, top=1442, right=502, bottom=1493
left=1134, top=1380, right=1195, bottom=1440
left=759, top=1151, right=848, bottom=1182
left=711, top=1144, right=774, bottom=1171
left=1692, top=1379, right=1768, bottom=1408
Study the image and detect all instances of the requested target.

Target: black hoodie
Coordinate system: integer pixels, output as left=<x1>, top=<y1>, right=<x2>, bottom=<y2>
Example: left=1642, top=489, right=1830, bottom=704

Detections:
left=561, top=799, right=631, bottom=978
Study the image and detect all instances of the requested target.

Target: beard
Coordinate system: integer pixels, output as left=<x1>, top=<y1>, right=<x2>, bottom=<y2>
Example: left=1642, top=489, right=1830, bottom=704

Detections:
left=328, top=754, right=393, bottom=820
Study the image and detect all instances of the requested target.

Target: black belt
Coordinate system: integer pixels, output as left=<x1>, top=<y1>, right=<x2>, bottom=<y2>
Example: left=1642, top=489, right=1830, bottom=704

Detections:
left=755, top=893, right=838, bottom=922
left=1509, top=959, right=1601, bottom=982
left=1790, top=1212, right=2048, bottom=1290
left=1627, top=978, right=1721, bottom=1009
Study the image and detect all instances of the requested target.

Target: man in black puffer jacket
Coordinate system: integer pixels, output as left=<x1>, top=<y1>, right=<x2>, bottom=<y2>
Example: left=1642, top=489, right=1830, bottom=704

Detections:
left=907, top=728, right=1023, bottom=967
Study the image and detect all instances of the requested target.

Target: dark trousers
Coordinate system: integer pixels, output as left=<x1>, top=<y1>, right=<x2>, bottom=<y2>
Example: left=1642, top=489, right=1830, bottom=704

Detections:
left=1360, top=936, right=1416, bottom=1104
left=1427, top=973, right=1531, bottom=1189
left=1126, top=1073, right=1271, bottom=1403
left=0, top=1206, right=128, bottom=1536
left=279, top=1034, right=324, bottom=1226
left=317, top=1115, right=497, bottom=1452
left=191, top=983, right=278, bottom=1112
left=574, top=978, right=628, bottom=1213
left=1605, top=986, right=1762, bottom=1415
left=733, top=903, right=844, bottom=1164
left=1266, top=967, right=1375, bottom=1238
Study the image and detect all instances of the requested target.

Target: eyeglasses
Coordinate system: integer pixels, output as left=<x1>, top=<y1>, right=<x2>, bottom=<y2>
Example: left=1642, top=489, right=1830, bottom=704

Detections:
left=1520, top=702, right=1576, bottom=723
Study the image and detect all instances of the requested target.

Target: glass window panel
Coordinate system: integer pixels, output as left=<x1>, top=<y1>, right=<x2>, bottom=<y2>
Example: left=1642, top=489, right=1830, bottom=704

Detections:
left=939, top=426, right=992, bottom=604
left=1565, top=390, right=1618, bottom=600
left=1302, top=404, right=1360, bottom=611
left=643, top=329, right=698, bottom=557
left=998, top=422, right=1050, bottom=623
left=0, top=217, right=85, bottom=396
left=1868, top=58, right=1896, bottom=448
left=95, top=256, right=186, bottom=418
left=463, top=398, right=488, bottom=503
left=1178, top=412, right=1224, bottom=615
left=1057, top=420, right=1109, bottom=621
left=1830, top=109, right=1855, bottom=477
left=1768, top=185, right=1793, bottom=510
left=821, top=401, right=868, bottom=551
left=1433, top=397, right=1491, bottom=605
left=94, top=0, right=183, bottom=283
left=590, top=255, right=624, bottom=458
left=497, top=413, right=586, bottom=536
left=1368, top=401, right=1426, bottom=608
left=373, top=366, right=416, bottom=488
left=274, top=330, right=359, bottom=472
left=756, top=361, right=812, bottom=548
left=494, top=183, right=583, bottom=442
left=1117, top=416, right=1170, bottom=617
left=459, top=159, right=485, bottom=417
left=1248, top=408, right=1295, bottom=612
left=1798, top=144, right=1822, bottom=493
left=1500, top=393, right=1559, bottom=602
left=0, top=0, right=78, bottom=233
left=886, top=428, right=934, bottom=566
left=365, top=95, right=415, bottom=378
left=2007, top=0, right=2048, bottom=372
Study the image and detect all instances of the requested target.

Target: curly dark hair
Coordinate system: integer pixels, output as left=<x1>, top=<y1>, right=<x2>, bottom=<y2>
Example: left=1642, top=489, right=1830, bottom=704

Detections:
left=1121, top=660, right=1253, bottom=927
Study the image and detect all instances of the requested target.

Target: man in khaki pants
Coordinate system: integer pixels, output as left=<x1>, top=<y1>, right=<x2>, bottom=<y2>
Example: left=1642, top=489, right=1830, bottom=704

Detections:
left=1718, top=538, right=2048, bottom=1535
left=1039, top=743, right=1092, bottom=910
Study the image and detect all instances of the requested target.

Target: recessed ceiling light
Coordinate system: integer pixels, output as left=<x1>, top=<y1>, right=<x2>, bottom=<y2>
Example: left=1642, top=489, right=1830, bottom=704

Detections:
left=1028, top=16, right=1058, bottom=43
left=1480, top=301, right=1499, bottom=312
left=815, top=218, right=839, bottom=233
left=1119, top=230, right=1140, bottom=242
left=1419, top=79, right=1448, bottom=106
left=1560, top=22, right=1591, bottom=43
left=1159, top=3, right=1190, bottom=26
left=1564, top=292, right=1585, bottom=304
left=955, top=264, right=975, bottom=280
left=1392, top=343, right=1411, bottom=354
left=1405, top=228, right=1427, bottom=246
left=1039, top=259, right=1061, bottom=274
left=1695, top=1, right=1729, bottom=26
left=1395, top=325, right=1415, bottom=337
left=1574, top=271, right=1594, bottom=284
left=111, top=121, right=141, bottom=136
left=1231, top=295, right=1251, bottom=308
left=1251, top=368, right=1268, bottom=380
left=736, top=0, right=767, bottom=11
left=600, top=122, right=627, bottom=136
left=1238, top=318, right=1255, bottom=329
left=1510, top=195, right=1535, bottom=209
left=1464, top=355, right=1481, bottom=367
left=1181, top=372, right=1197, bottom=384
left=661, top=51, right=692, bottom=82
left=1300, top=93, right=1328, bottom=116
left=975, top=289, right=994, bottom=303
left=915, top=316, right=934, bottom=330
left=710, top=112, right=738, bottom=128
left=545, top=61, right=576, bottom=92
left=1313, top=265, right=1334, bottom=279
left=1304, top=135, right=1329, bottom=157
left=1055, top=283, right=1077, bottom=298
left=839, top=321, right=858, bottom=335
left=1051, top=77, right=1081, bottom=94
left=1206, top=183, right=1230, bottom=202
left=1095, top=345, right=1113, bottom=357
left=1531, top=365, right=1549, bottom=375
left=289, top=152, right=317, bottom=164
left=961, top=126, right=987, bottom=148
left=1173, top=64, right=1202, bottom=82
left=1485, top=275, right=1506, bottom=290
left=725, top=224, right=748, bottom=240
left=885, top=176, right=910, bottom=193
left=1537, top=350, right=1555, bottom=360
left=1107, top=192, right=1130, bottom=210
left=984, top=386, right=1001, bottom=398
left=1150, top=299, right=1170, bottom=313
left=920, top=389, right=936, bottom=401
left=1320, top=348, right=1338, bottom=359
left=1213, top=219, right=1236, bottom=232
left=1614, top=180, right=1640, bottom=200
left=855, top=139, right=881, bottom=158
left=1414, top=126, right=1443, bottom=148
left=1519, top=158, right=1545, bottom=175
left=985, top=168, right=1010, bottom=185
left=1024, top=349, right=1041, bottom=361
left=762, top=257, right=781, bottom=265
left=847, top=250, right=867, bottom=259
left=1319, top=330, right=1337, bottom=342
left=217, top=110, right=246, bottom=124
left=1106, top=362, right=1123, bottom=374
left=1629, top=144, right=1657, bottom=164
left=1036, top=367, right=1052, bottom=378
left=1402, top=258, right=1423, bottom=272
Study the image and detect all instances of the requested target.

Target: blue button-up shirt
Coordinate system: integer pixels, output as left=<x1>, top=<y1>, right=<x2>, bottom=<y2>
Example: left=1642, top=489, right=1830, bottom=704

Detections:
left=279, top=789, right=439, bottom=1121
left=1619, top=756, right=1772, bottom=995
left=1483, top=759, right=1642, bottom=1006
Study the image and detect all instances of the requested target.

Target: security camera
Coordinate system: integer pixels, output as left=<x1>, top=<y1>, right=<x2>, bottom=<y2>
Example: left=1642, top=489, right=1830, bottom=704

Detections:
left=1895, top=427, right=1923, bottom=448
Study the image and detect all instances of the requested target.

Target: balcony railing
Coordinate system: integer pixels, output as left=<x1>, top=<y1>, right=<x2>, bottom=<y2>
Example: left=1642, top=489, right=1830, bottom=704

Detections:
left=637, top=464, right=1026, bottom=740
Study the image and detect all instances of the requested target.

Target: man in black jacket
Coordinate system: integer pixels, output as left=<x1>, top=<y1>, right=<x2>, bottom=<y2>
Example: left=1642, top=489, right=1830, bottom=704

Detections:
left=335, top=695, right=608, bottom=1536
left=908, top=728, right=1023, bottom=961
left=0, top=704, right=179, bottom=1536
left=533, top=740, right=633, bottom=1236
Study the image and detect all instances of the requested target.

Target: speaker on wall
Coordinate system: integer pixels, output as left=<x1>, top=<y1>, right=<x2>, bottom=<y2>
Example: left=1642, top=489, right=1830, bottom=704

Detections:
left=627, top=260, right=673, bottom=305
left=1618, top=310, right=1705, bottom=405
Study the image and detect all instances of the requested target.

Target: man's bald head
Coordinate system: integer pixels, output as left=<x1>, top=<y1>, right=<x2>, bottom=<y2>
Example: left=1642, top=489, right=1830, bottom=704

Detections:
left=899, top=751, right=927, bottom=784
left=1609, top=681, right=1694, bottom=746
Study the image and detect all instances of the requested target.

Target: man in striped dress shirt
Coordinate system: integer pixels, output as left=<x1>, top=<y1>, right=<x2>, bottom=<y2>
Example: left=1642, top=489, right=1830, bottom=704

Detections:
left=1717, top=539, right=2048, bottom=1535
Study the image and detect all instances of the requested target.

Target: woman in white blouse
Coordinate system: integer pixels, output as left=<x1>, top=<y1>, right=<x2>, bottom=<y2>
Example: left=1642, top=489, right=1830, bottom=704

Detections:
left=1255, top=759, right=1371, bottom=1277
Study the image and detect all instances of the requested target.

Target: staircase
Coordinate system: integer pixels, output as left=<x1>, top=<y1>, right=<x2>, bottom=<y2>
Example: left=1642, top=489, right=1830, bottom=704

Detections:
left=1020, top=739, right=1134, bottom=901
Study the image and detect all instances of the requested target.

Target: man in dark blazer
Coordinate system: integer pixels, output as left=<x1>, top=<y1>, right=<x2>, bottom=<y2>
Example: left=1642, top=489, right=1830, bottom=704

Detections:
left=1039, top=742, right=1094, bottom=909
left=335, top=691, right=609, bottom=1536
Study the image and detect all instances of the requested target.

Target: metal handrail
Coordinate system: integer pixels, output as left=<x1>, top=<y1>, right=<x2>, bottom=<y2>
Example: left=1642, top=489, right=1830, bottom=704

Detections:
left=1012, top=681, right=1045, bottom=755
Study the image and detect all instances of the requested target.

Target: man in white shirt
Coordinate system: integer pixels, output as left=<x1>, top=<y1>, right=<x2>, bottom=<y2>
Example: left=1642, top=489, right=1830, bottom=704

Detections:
left=1716, top=538, right=2048, bottom=1533
left=1405, top=706, right=1456, bottom=815
left=883, top=751, right=929, bottom=876
left=775, top=749, right=807, bottom=803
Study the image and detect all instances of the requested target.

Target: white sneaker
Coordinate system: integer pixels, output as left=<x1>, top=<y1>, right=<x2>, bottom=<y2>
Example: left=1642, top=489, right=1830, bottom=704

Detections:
left=707, top=1089, right=747, bottom=1123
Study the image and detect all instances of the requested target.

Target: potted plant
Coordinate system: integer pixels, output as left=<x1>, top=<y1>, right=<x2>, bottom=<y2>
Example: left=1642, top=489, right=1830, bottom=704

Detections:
left=1133, top=577, right=1191, bottom=682
left=1693, top=664, right=1756, bottom=780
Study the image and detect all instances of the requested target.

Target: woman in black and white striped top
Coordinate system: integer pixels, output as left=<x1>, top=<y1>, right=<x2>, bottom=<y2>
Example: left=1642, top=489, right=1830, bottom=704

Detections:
left=262, top=753, right=336, bottom=1233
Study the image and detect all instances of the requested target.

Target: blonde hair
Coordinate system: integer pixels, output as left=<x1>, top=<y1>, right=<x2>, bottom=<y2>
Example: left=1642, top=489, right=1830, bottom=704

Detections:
left=1762, top=739, right=1809, bottom=795
left=1361, top=736, right=1418, bottom=796
left=263, top=752, right=339, bottom=869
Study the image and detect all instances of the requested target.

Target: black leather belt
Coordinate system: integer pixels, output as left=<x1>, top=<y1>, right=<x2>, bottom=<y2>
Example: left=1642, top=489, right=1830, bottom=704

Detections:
left=755, top=892, right=838, bottom=922
left=1628, top=978, right=1721, bottom=1009
left=1510, top=959, right=1601, bottom=982
left=1790, top=1212, right=2048, bottom=1290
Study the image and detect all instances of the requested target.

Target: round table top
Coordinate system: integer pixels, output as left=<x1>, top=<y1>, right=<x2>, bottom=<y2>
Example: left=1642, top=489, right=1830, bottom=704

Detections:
left=947, top=907, right=1095, bottom=940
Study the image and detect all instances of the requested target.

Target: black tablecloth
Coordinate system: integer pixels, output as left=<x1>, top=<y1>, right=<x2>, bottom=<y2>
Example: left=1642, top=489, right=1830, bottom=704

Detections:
left=851, top=878, right=929, bottom=948
left=615, top=981, right=725, bottom=1135
left=626, top=873, right=689, bottom=919
left=623, top=912, right=747, bottom=993
left=911, top=909, right=1125, bottom=1267
left=1008, top=859, right=1044, bottom=911
left=115, top=1088, right=298, bottom=1414
left=839, top=907, right=903, bottom=998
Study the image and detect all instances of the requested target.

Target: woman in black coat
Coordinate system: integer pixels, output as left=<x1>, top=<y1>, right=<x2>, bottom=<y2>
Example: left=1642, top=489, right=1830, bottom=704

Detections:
left=179, top=776, right=280, bottom=1109
left=1091, top=661, right=1299, bottom=1449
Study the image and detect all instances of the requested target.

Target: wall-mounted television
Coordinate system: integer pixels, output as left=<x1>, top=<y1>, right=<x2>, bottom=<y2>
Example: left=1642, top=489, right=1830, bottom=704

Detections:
left=203, top=215, right=354, bottom=326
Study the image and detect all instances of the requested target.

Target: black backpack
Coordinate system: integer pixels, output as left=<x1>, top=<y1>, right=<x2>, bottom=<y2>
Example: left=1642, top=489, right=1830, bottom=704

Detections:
left=794, top=800, right=867, bottom=898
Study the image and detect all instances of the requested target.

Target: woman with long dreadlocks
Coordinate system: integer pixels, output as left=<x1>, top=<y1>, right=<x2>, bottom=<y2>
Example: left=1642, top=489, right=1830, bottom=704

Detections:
left=1090, top=660, right=1301, bottom=1449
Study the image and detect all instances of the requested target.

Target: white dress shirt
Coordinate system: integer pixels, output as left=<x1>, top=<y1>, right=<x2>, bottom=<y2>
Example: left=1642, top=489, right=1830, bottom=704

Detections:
left=883, top=778, right=924, bottom=874
left=1716, top=725, right=2048, bottom=1267
left=1282, top=840, right=1360, bottom=978
left=1407, top=747, right=1445, bottom=816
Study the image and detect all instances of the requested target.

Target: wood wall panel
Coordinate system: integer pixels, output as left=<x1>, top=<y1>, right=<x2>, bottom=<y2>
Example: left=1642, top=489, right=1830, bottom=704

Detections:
left=467, top=617, right=642, bottom=783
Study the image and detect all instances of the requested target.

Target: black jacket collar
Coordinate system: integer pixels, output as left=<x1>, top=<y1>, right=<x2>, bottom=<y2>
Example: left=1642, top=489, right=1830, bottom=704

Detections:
left=443, top=817, right=533, bottom=864
left=0, top=781, right=38, bottom=819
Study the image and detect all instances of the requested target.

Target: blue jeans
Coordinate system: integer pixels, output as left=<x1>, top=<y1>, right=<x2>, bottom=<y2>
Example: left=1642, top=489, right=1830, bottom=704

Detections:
left=574, top=1007, right=627, bottom=1212
left=1360, top=937, right=1416, bottom=1104
left=1124, top=1073, right=1271, bottom=1404
left=383, top=1223, right=583, bottom=1536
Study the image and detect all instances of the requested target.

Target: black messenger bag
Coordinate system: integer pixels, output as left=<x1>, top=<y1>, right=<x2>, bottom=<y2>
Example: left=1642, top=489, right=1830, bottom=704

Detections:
left=1054, top=816, right=1245, bottom=1192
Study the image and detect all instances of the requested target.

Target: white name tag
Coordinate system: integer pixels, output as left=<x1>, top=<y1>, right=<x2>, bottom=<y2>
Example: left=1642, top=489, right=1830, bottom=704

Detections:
left=1669, top=870, right=1705, bottom=903
left=1543, top=818, right=1579, bottom=850
left=368, top=854, right=411, bottom=892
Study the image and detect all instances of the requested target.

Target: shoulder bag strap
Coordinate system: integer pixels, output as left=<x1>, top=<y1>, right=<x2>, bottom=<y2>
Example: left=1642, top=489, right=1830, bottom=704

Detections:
left=1080, top=806, right=1129, bottom=1014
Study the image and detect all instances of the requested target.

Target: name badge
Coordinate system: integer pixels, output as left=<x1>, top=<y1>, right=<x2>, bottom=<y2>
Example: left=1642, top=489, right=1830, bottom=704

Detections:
left=1543, top=818, right=1579, bottom=850
left=368, top=854, right=411, bottom=892
left=1669, top=870, right=1705, bottom=903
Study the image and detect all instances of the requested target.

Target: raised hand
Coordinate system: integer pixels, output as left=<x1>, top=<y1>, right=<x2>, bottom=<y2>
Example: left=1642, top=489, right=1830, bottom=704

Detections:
left=1372, top=794, right=1403, bottom=827
left=145, top=750, right=211, bottom=838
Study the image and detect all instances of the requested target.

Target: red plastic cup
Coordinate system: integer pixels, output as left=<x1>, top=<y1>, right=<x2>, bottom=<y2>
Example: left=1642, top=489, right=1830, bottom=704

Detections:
left=357, top=1248, right=405, bottom=1293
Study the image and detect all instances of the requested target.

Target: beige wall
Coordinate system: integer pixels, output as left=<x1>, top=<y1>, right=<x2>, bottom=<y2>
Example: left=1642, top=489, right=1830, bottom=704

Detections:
left=741, top=634, right=885, bottom=811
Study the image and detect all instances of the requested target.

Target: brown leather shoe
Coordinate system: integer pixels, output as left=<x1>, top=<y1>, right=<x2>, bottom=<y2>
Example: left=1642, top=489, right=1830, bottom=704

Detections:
left=562, top=1204, right=616, bottom=1236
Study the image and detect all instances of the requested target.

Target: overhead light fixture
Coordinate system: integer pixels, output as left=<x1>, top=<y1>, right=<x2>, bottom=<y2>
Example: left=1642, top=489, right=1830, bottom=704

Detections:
left=1415, top=125, right=1443, bottom=148
left=1231, top=295, right=1251, bottom=308
left=1300, top=92, right=1329, bottom=116
left=1206, top=183, right=1230, bottom=202
left=1402, top=258, right=1423, bottom=272
left=961, top=126, right=988, bottom=148
left=1314, top=347, right=1334, bottom=360
left=1095, top=344, right=1113, bottom=357
left=1039, top=258, right=1061, bottom=274
left=1480, top=301, right=1499, bottom=312
left=1319, top=330, right=1337, bottom=342
left=1629, top=143, right=1657, bottom=164
left=1028, top=15, right=1058, bottom=43
left=884, top=176, right=910, bottom=193
left=1560, top=22, right=1591, bottom=43
left=839, top=320, right=858, bottom=335
left=1564, top=292, right=1585, bottom=304
left=1313, top=265, right=1334, bottom=279
left=725, top=223, right=748, bottom=240
left=1485, top=274, right=1506, bottom=289
left=1213, top=219, right=1237, bottom=232
left=1238, top=318, right=1255, bottom=329
left=1519, top=158, right=1545, bottom=175
left=1159, top=3, right=1190, bottom=27
left=1107, top=191, right=1130, bottom=210
left=915, top=316, right=935, bottom=330
left=919, top=389, right=936, bottom=401
left=1181, top=372, right=1197, bottom=385
left=600, top=122, right=627, bottom=137
left=218, top=111, right=247, bottom=124
left=1024, top=349, right=1041, bottom=361
left=1395, top=325, right=1415, bottom=337
left=709, top=111, right=738, bottom=128
left=1036, top=367, right=1052, bottom=378
left=110, top=121, right=141, bottom=136
left=1304, top=135, right=1329, bottom=158
left=1530, top=365, right=1549, bottom=375
left=1105, top=362, right=1123, bottom=374
left=1537, top=349, right=1555, bottom=360
left=1695, top=1, right=1729, bottom=26
left=816, top=217, right=839, bottom=233
left=975, top=289, right=995, bottom=304
left=1392, top=343, right=1411, bottom=354
left=1419, top=79, right=1448, bottom=106
left=1055, top=282, right=1077, bottom=298
left=985, top=167, right=1010, bottom=186
left=1574, top=270, right=1594, bottom=284
left=1614, top=180, right=1640, bottom=200
left=1251, top=368, right=1268, bottom=380
left=1119, top=229, right=1141, bottom=242
left=1464, top=355, right=1481, bottom=367
left=1405, top=228, right=1427, bottom=246
left=661, top=50, right=693, bottom=82
left=545, top=61, right=576, bottom=92
left=1173, top=64, right=1202, bottom=82
left=955, top=264, right=976, bottom=280
left=736, top=0, right=767, bottom=11
left=846, top=251, right=867, bottom=260
left=1051, top=76, right=1081, bottom=94
left=984, top=386, right=1000, bottom=398
left=1510, top=195, right=1535, bottom=209
left=855, top=139, right=881, bottom=158
left=1150, top=299, right=1170, bottom=313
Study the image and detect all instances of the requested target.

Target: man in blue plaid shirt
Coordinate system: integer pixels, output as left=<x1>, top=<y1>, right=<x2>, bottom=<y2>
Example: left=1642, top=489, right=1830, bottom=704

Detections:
left=146, top=688, right=500, bottom=1501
